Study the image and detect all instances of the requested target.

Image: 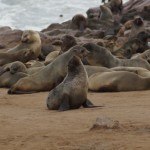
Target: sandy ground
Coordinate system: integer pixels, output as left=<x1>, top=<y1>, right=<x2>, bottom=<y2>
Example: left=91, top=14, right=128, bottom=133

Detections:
left=0, top=88, right=150, bottom=150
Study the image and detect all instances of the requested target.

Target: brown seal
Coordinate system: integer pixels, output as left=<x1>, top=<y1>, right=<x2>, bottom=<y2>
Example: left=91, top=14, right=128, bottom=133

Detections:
left=46, top=56, right=102, bottom=111
left=88, top=71, right=150, bottom=92
left=0, top=61, right=27, bottom=76
left=99, top=5, right=114, bottom=26
left=129, top=16, right=145, bottom=40
left=0, top=49, right=35, bottom=66
left=83, top=43, right=150, bottom=70
left=71, top=14, right=87, bottom=31
left=8, top=45, right=89, bottom=94
left=8, top=30, right=41, bottom=58
left=0, top=71, right=27, bottom=88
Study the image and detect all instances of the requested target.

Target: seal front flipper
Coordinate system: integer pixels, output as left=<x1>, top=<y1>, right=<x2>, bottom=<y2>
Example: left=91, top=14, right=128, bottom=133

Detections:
left=58, top=95, right=70, bottom=111
left=82, top=99, right=104, bottom=108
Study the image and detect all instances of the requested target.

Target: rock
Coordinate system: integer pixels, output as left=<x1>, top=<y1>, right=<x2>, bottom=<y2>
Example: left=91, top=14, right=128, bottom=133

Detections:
left=91, top=116, right=120, bottom=130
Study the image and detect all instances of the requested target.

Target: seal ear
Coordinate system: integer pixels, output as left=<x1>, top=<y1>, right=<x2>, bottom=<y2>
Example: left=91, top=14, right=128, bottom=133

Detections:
left=59, top=94, right=70, bottom=111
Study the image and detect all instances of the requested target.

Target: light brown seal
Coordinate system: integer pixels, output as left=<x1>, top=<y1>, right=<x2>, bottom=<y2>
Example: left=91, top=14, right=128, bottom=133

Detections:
left=83, top=43, right=150, bottom=70
left=0, top=61, right=27, bottom=76
left=8, top=30, right=41, bottom=58
left=88, top=71, right=150, bottom=92
left=8, top=45, right=89, bottom=94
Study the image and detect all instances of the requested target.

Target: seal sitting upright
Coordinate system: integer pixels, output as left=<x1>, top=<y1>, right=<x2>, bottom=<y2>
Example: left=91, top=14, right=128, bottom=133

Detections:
left=46, top=56, right=101, bottom=111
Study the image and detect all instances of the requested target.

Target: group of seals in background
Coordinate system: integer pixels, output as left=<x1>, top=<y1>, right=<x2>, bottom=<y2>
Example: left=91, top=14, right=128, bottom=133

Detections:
left=0, top=0, right=150, bottom=111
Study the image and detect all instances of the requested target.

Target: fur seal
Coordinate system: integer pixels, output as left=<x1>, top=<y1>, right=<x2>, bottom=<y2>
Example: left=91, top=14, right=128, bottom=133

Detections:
left=0, top=49, right=35, bottom=66
left=88, top=71, right=150, bottom=92
left=60, top=35, right=77, bottom=54
left=132, top=49, right=150, bottom=63
left=99, top=5, right=114, bottom=25
left=8, top=30, right=41, bottom=58
left=0, top=61, right=27, bottom=76
left=0, top=72, right=27, bottom=88
left=46, top=56, right=99, bottom=111
left=8, top=45, right=89, bottom=94
left=108, top=0, right=123, bottom=14
left=44, top=51, right=60, bottom=65
left=83, top=43, right=150, bottom=70
left=71, top=14, right=87, bottom=31
left=129, top=16, right=145, bottom=40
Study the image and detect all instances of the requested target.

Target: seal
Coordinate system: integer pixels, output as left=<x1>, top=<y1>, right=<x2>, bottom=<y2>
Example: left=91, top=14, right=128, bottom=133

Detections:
left=60, top=35, right=77, bottom=54
left=8, top=45, right=89, bottom=94
left=8, top=30, right=41, bottom=58
left=0, top=49, right=35, bottom=66
left=132, top=49, right=150, bottom=63
left=88, top=71, right=150, bottom=92
left=83, top=43, right=150, bottom=70
left=46, top=56, right=102, bottom=111
left=71, top=14, right=87, bottom=31
left=129, top=16, right=145, bottom=40
left=44, top=51, right=60, bottom=65
left=99, top=5, right=114, bottom=26
left=0, top=72, right=27, bottom=88
left=0, top=61, right=27, bottom=76
left=108, top=0, right=123, bottom=14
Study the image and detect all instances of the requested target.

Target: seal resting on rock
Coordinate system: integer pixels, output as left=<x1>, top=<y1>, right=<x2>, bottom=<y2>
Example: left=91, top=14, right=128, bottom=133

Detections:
left=46, top=56, right=102, bottom=111
left=8, top=30, right=41, bottom=59
left=88, top=71, right=150, bottom=92
left=99, top=5, right=114, bottom=26
left=8, top=45, right=89, bottom=94
left=129, top=16, right=145, bottom=39
left=71, top=14, right=87, bottom=31
left=83, top=43, right=150, bottom=70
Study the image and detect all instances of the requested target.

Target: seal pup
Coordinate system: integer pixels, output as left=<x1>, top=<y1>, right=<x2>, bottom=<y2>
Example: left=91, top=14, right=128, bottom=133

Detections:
left=88, top=71, right=150, bottom=92
left=8, top=30, right=41, bottom=58
left=46, top=56, right=102, bottom=111
left=0, top=61, right=27, bottom=76
left=83, top=43, right=150, bottom=70
left=8, top=45, right=89, bottom=94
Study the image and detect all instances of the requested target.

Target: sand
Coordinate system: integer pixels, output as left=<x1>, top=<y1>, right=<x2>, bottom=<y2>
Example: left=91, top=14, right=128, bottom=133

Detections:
left=0, top=88, right=150, bottom=150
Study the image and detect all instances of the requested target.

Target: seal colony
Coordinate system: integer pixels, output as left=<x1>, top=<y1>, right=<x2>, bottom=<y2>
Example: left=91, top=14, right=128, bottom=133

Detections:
left=0, top=0, right=150, bottom=111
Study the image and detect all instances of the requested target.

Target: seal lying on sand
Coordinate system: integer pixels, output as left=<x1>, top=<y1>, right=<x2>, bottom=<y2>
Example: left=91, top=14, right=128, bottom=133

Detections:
left=8, top=30, right=41, bottom=59
left=83, top=43, right=150, bottom=70
left=88, top=71, right=150, bottom=92
left=0, top=72, right=27, bottom=88
left=0, top=61, right=27, bottom=76
left=46, top=56, right=102, bottom=111
left=8, top=45, right=89, bottom=94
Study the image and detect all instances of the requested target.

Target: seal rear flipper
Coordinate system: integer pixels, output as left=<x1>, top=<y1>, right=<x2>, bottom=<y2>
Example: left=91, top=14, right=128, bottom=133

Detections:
left=58, top=95, right=70, bottom=111
left=82, top=99, right=104, bottom=108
